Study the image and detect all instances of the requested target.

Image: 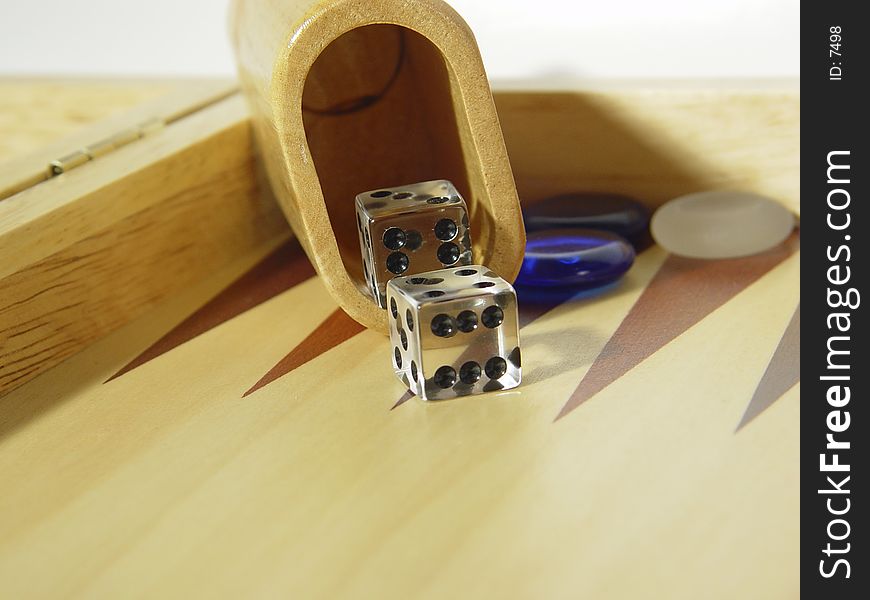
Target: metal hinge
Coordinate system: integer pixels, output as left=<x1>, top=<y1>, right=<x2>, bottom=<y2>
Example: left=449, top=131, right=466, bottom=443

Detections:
left=49, top=117, right=166, bottom=176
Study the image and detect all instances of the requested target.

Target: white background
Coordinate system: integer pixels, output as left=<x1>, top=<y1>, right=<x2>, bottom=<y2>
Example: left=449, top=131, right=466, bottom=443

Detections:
left=0, top=0, right=799, bottom=79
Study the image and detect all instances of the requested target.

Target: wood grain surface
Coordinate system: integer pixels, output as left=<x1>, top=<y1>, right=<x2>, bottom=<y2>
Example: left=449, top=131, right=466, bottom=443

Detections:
left=0, top=79, right=172, bottom=161
left=0, top=78, right=799, bottom=599
left=0, top=82, right=289, bottom=396
left=495, top=79, right=800, bottom=216
left=0, top=230, right=800, bottom=599
left=0, top=77, right=799, bottom=399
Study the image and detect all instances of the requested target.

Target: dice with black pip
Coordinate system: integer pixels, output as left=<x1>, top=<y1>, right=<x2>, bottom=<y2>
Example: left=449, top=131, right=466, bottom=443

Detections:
left=386, top=265, right=521, bottom=400
left=356, top=180, right=472, bottom=308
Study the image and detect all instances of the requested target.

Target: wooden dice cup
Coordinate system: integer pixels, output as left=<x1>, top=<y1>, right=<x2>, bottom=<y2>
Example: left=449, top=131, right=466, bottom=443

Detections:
left=230, top=0, right=525, bottom=332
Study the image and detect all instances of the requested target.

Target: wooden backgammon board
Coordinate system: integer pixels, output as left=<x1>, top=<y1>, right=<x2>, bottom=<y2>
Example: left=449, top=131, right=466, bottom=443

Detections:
left=0, top=79, right=799, bottom=598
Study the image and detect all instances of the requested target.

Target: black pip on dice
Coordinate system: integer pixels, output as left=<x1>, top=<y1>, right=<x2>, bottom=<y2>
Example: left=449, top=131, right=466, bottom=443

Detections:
left=386, top=266, right=522, bottom=400
left=356, top=180, right=473, bottom=308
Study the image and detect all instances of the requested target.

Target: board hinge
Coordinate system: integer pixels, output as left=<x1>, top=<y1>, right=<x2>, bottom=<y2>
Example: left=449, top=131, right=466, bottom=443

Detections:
left=49, top=117, right=166, bottom=176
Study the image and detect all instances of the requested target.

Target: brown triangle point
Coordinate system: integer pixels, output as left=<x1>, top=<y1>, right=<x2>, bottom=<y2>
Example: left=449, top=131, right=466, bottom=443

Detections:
left=737, top=303, right=800, bottom=430
left=244, top=308, right=365, bottom=397
left=392, top=391, right=415, bottom=409
left=557, top=234, right=799, bottom=420
left=108, top=238, right=315, bottom=382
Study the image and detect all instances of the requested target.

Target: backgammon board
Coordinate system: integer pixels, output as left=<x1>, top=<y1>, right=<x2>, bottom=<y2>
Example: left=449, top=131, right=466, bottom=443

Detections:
left=0, top=79, right=799, bottom=598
